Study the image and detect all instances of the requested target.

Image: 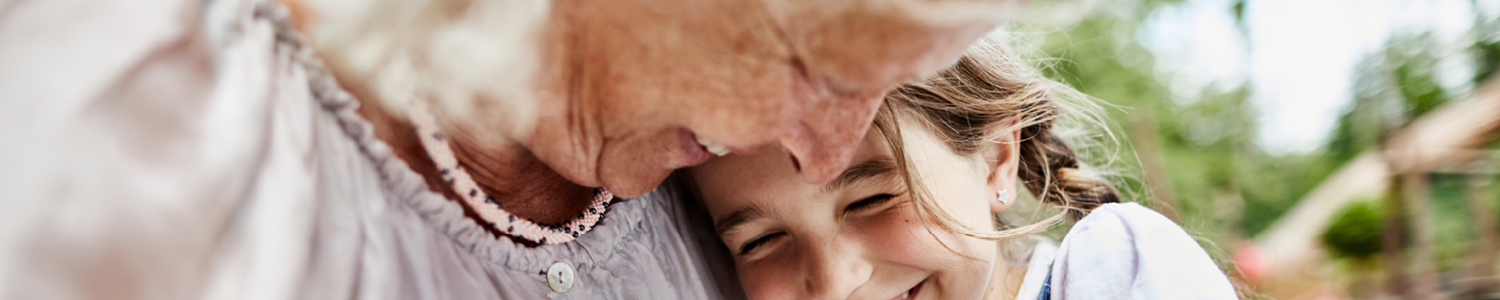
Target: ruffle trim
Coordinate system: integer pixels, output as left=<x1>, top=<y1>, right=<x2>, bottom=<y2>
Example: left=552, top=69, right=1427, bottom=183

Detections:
left=220, top=0, right=642, bottom=274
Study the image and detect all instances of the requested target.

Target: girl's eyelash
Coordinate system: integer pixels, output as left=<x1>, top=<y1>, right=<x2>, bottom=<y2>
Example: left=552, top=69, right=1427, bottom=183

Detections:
left=739, top=233, right=782, bottom=254
left=737, top=193, right=903, bottom=255
left=844, top=193, right=897, bottom=212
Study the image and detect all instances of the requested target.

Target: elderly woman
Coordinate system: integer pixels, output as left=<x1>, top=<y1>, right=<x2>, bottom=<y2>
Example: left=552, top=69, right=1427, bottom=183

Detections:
left=0, top=0, right=1015, bottom=298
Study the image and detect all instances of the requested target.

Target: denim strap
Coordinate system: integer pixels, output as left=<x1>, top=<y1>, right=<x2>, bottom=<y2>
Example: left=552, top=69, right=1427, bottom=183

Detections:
left=1036, top=263, right=1054, bottom=300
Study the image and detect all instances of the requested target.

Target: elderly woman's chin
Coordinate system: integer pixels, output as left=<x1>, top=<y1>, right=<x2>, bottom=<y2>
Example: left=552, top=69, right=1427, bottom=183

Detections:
left=522, top=124, right=718, bottom=198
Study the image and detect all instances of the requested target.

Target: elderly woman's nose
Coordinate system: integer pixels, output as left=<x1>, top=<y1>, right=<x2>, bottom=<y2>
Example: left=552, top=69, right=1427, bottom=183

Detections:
left=780, top=89, right=886, bottom=184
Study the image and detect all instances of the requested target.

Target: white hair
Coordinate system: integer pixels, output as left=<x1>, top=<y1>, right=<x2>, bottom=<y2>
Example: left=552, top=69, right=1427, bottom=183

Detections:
left=303, top=0, right=550, bottom=141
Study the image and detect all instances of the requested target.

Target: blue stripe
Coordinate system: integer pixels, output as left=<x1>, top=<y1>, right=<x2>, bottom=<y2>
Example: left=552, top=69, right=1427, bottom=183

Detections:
left=1037, top=265, right=1054, bottom=300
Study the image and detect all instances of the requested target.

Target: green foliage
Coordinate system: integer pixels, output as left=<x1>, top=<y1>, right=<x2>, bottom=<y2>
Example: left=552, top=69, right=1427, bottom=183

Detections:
left=1473, top=10, right=1500, bottom=84
left=1475, top=38, right=1500, bottom=84
left=1320, top=200, right=1385, bottom=260
left=1238, top=154, right=1343, bottom=236
left=1019, top=0, right=1499, bottom=250
left=1328, top=34, right=1453, bottom=163
left=1020, top=0, right=1328, bottom=241
left=1426, top=174, right=1500, bottom=271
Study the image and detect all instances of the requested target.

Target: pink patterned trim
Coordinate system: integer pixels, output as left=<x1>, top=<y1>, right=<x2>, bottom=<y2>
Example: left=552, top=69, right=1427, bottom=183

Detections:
left=408, top=100, right=613, bottom=245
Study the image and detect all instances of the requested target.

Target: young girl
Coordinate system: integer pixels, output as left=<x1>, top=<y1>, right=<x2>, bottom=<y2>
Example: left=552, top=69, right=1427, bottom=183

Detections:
left=686, top=36, right=1239, bottom=299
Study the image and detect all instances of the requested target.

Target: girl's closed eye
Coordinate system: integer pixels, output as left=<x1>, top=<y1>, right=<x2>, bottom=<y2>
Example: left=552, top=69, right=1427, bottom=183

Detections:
left=843, top=193, right=901, bottom=213
left=738, top=232, right=784, bottom=255
left=737, top=193, right=904, bottom=256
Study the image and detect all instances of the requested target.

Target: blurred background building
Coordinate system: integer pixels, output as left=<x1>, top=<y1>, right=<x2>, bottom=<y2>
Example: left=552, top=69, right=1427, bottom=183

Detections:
left=1014, top=0, right=1500, bottom=299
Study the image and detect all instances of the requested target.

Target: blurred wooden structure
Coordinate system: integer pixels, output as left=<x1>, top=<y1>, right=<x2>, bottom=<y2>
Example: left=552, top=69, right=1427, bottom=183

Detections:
left=1252, top=77, right=1500, bottom=299
left=1461, top=161, right=1499, bottom=298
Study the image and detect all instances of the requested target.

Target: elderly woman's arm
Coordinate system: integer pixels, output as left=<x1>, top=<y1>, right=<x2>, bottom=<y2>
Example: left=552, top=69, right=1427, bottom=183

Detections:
left=0, top=1, right=313, bottom=298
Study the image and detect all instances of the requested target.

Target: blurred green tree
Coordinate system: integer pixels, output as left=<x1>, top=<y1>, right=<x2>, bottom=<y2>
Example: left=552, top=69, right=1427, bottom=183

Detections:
left=1019, top=0, right=1337, bottom=243
left=1019, top=0, right=1499, bottom=250
left=1321, top=200, right=1386, bottom=260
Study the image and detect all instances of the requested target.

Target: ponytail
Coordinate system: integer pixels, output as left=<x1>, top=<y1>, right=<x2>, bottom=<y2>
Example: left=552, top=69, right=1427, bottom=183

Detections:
left=1017, top=123, right=1120, bottom=220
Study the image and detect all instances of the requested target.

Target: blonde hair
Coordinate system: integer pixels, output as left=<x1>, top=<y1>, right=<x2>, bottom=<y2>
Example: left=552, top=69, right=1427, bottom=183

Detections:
left=875, top=33, right=1126, bottom=241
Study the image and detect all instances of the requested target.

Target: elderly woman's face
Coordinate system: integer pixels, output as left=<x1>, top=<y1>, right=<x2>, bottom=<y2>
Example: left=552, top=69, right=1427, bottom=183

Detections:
left=522, top=0, right=1015, bottom=197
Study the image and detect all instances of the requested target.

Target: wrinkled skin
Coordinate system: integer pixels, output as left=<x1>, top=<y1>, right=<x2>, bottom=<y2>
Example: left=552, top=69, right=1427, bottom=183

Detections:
left=295, top=0, right=1017, bottom=200
left=523, top=0, right=1017, bottom=197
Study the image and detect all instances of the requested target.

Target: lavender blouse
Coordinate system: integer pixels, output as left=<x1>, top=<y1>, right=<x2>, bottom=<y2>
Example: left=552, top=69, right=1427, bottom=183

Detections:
left=0, top=0, right=743, bottom=299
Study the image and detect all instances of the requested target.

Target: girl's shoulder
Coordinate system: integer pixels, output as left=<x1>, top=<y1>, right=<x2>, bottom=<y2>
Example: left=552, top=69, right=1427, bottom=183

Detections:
left=1074, top=202, right=1175, bottom=233
left=1062, top=203, right=1198, bottom=252
left=1048, top=202, right=1238, bottom=300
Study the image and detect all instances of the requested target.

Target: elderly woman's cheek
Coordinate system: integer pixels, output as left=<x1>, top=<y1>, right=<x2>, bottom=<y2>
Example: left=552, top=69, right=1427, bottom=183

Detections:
left=565, top=0, right=798, bottom=147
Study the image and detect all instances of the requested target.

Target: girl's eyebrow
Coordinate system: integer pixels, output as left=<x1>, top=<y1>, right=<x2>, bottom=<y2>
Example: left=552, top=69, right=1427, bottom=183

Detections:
left=715, top=205, right=766, bottom=237
left=820, top=156, right=897, bottom=195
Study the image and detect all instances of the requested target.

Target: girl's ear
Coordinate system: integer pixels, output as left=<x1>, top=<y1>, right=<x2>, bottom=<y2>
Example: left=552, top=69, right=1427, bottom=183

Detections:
left=984, top=126, right=1023, bottom=213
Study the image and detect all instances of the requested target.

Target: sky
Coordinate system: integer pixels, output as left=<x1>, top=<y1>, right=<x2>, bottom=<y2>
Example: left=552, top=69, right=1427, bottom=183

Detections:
left=1139, top=0, right=1488, bottom=153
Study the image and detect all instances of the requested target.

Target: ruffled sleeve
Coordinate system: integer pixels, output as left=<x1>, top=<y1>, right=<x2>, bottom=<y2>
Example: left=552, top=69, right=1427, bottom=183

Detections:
left=1049, top=203, right=1238, bottom=300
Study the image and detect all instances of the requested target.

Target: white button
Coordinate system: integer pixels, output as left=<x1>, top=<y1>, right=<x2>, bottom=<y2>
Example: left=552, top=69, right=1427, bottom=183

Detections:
left=546, top=262, right=575, bottom=293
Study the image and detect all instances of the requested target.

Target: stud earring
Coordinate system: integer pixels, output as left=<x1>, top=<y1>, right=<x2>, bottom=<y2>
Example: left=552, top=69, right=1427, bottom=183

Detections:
left=997, top=189, right=1011, bottom=205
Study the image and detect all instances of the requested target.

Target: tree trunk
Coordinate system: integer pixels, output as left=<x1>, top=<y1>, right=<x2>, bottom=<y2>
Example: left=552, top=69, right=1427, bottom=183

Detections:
left=1466, top=162, right=1498, bottom=298
left=1405, top=171, right=1443, bottom=299
left=1384, top=170, right=1408, bottom=298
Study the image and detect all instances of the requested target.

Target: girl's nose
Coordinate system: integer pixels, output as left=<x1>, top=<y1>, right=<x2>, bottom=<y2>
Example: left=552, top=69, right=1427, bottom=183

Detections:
left=799, top=235, right=873, bottom=300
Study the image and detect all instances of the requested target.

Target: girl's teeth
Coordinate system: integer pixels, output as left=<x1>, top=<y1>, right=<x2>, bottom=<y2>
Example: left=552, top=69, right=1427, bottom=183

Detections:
left=695, top=136, right=730, bottom=156
left=898, top=291, right=910, bottom=300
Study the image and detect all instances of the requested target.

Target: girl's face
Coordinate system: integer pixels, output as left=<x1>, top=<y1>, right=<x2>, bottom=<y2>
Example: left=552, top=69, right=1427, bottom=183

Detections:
left=689, top=118, right=1020, bottom=300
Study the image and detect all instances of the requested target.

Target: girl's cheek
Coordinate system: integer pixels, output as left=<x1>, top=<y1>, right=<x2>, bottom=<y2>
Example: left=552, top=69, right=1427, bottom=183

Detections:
left=862, top=203, right=950, bottom=263
left=737, top=254, right=798, bottom=299
left=883, top=202, right=990, bottom=270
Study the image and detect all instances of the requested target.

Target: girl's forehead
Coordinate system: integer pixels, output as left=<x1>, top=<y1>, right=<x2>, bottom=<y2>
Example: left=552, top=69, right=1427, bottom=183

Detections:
left=692, top=144, right=804, bottom=201
left=690, top=126, right=893, bottom=216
